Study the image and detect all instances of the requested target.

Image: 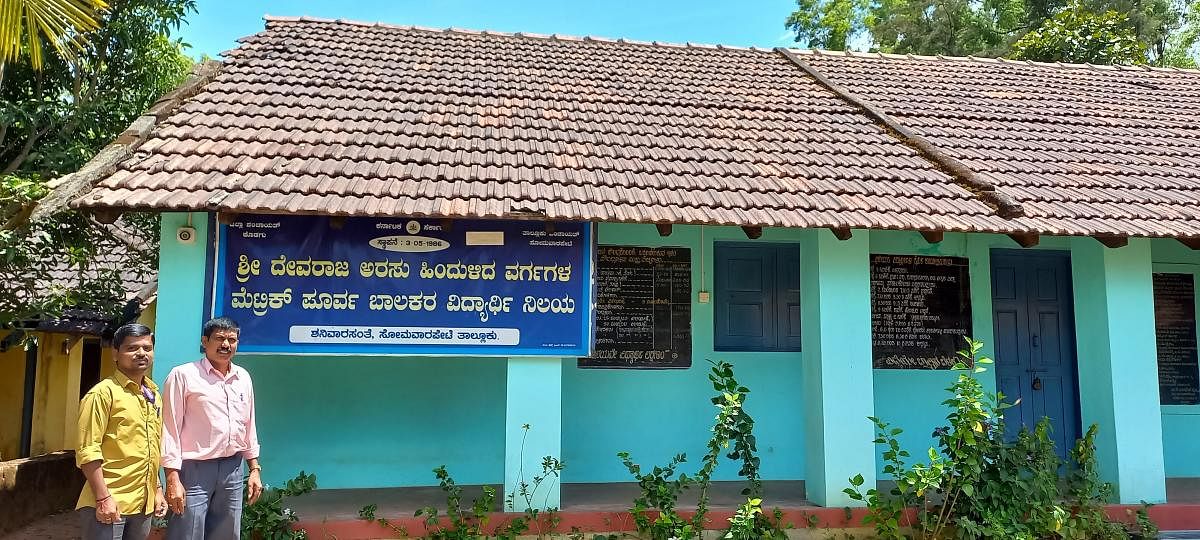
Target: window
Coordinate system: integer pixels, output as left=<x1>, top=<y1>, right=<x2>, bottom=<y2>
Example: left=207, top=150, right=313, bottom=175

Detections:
left=713, top=242, right=801, bottom=352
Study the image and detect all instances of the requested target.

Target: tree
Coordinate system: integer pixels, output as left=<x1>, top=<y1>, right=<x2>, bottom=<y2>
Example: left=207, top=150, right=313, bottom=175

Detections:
left=1162, top=0, right=1200, bottom=66
left=786, top=0, right=1053, bottom=53
left=1086, top=0, right=1180, bottom=63
left=0, top=0, right=108, bottom=73
left=867, top=0, right=1020, bottom=56
left=785, top=0, right=1199, bottom=65
left=1011, top=0, right=1148, bottom=63
left=785, top=0, right=872, bottom=51
left=0, top=0, right=195, bottom=328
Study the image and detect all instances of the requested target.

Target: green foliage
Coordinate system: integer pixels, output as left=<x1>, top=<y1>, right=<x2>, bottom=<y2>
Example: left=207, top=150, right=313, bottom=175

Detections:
left=241, top=471, right=318, bottom=540
left=785, top=0, right=872, bottom=50
left=1161, top=0, right=1200, bottom=66
left=871, top=0, right=1024, bottom=56
left=787, top=0, right=1047, bottom=54
left=410, top=466, right=499, bottom=540
left=619, top=360, right=781, bottom=540
left=0, top=0, right=193, bottom=328
left=724, top=499, right=790, bottom=540
left=1133, top=505, right=1159, bottom=539
left=786, top=0, right=1198, bottom=65
left=0, top=174, right=47, bottom=209
left=360, top=425, right=565, bottom=539
left=503, top=424, right=565, bottom=538
left=0, top=200, right=128, bottom=328
left=0, top=0, right=108, bottom=71
left=1, top=0, right=194, bottom=177
left=725, top=498, right=764, bottom=540
left=1012, top=1, right=1148, bottom=63
left=1057, top=425, right=1128, bottom=540
left=358, top=504, right=410, bottom=538
left=844, top=337, right=1158, bottom=540
left=618, top=451, right=695, bottom=540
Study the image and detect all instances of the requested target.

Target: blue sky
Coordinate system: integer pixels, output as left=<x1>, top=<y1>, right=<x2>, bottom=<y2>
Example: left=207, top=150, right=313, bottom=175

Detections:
left=177, top=0, right=801, bottom=59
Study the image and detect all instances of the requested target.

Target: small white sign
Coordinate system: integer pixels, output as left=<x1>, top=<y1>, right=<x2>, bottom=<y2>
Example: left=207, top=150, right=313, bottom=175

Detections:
left=289, top=325, right=520, bottom=346
left=466, top=231, right=505, bottom=246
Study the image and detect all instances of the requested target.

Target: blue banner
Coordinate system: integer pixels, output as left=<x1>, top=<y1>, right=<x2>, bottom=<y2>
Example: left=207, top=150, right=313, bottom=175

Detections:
left=211, top=215, right=593, bottom=356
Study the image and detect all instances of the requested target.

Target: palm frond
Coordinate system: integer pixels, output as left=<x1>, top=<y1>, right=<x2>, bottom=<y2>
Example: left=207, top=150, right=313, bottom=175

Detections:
left=0, top=0, right=108, bottom=70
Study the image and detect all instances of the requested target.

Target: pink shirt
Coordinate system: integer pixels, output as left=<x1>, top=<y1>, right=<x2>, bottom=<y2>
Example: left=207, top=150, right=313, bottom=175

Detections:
left=161, top=358, right=260, bottom=470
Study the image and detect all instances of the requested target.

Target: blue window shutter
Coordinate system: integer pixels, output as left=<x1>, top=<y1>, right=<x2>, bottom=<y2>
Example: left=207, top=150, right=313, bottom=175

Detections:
left=777, top=246, right=802, bottom=351
left=715, top=244, right=776, bottom=351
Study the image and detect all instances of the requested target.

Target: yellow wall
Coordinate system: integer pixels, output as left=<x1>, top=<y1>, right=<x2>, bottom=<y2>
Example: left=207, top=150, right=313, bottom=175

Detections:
left=29, top=333, right=83, bottom=456
left=100, top=346, right=115, bottom=380
left=5, top=300, right=157, bottom=461
left=0, top=345, right=26, bottom=461
left=138, top=301, right=157, bottom=330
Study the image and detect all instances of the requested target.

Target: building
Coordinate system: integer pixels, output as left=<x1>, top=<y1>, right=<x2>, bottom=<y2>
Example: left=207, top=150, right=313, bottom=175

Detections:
left=0, top=250, right=156, bottom=536
left=0, top=249, right=157, bottom=461
left=63, top=16, right=1200, bottom=521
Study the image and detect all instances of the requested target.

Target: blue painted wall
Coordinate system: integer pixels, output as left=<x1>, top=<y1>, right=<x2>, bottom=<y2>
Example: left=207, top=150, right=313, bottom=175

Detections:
left=240, top=355, right=506, bottom=489
left=155, top=212, right=504, bottom=489
left=866, top=232, right=1079, bottom=478
left=159, top=217, right=807, bottom=488
left=157, top=214, right=1187, bottom=491
left=563, top=223, right=807, bottom=483
left=1151, top=238, right=1200, bottom=478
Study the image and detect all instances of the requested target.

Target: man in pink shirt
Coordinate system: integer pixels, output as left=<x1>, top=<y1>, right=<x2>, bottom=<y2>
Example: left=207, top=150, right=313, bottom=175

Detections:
left=162, top=317, right=264, bottom=539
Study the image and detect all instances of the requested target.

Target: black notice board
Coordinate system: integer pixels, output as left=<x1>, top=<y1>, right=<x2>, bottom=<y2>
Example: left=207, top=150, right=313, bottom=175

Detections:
left=580, top=246, right=692, bottom=369
left=871, top=254, right=972, bottom=369
left=1153, top=273, right=1199, bottom=405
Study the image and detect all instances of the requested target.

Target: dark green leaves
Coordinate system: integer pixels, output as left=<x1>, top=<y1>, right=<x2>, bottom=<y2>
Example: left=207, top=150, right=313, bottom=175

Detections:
left=785, top=0, right=1198, bottom=65
left=1012, top=0, right=1148, bottom=63
left=0, top=0, right=193, bottom=328
left=241, top=471, right=317, bottom=540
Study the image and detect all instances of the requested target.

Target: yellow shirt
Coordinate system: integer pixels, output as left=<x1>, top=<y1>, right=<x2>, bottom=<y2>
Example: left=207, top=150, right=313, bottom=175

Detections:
left=75, top=371, right=163, bottom=515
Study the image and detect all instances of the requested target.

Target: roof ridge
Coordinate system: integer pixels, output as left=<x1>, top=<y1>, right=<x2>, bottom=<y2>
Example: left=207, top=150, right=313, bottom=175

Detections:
left=784, top=47, right=1200, bottom=74
left=775, top=47, right=1026, bottom=220
left=260, top=14, right=768, bottom=52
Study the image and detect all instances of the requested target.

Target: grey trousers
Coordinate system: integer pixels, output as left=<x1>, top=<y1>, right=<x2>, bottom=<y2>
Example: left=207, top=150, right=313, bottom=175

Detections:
left=78, top=508, right=152, bottom=540
left=166, top=455, right=244, bottom=540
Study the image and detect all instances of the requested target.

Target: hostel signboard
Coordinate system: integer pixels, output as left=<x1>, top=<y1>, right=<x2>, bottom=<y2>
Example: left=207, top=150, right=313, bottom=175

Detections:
left=211, top=215, right=593, bottom=356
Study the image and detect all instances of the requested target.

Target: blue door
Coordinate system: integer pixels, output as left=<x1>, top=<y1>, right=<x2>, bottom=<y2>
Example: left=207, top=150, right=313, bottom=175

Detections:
left=991, top=250, right=1080, bottom=461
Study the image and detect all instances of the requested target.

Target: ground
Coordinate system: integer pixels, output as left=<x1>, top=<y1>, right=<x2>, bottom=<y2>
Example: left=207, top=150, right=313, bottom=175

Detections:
left=3, top=510, right=80, bottom=540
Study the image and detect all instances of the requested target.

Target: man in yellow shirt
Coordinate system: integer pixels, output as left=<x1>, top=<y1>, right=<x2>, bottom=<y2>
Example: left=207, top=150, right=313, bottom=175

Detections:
left=76, top=323, right=168, bottom=539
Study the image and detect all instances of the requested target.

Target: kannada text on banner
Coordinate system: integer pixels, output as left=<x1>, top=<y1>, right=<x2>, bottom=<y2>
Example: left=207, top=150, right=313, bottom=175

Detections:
left=212, top=215, right=593, bottom=356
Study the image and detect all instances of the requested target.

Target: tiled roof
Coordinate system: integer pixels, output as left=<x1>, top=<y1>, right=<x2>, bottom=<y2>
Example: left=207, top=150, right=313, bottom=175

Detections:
left=73, top=16, right=1025, bottom=234
left=794, top=50, right=1200, bottom=238
left=2, top=221, right=156, bottom=330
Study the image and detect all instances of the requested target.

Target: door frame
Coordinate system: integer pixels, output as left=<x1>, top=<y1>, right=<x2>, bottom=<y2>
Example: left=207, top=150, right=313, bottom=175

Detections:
left=989, top=248, right=1083, bottom=451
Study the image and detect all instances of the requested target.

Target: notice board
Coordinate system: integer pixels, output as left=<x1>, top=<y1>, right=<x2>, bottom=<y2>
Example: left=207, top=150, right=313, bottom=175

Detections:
left=580, top=246, right=691, bottom=369
left=871, top=254, right=972, bottom=369
left=211, top=214, right=593, bottom=356
left=1153, top=272, right=1199, bottom=405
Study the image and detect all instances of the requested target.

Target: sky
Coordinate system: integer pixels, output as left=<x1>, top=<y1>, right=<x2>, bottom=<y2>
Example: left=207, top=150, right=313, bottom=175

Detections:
left=177, top=0, right=801, bottom=59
